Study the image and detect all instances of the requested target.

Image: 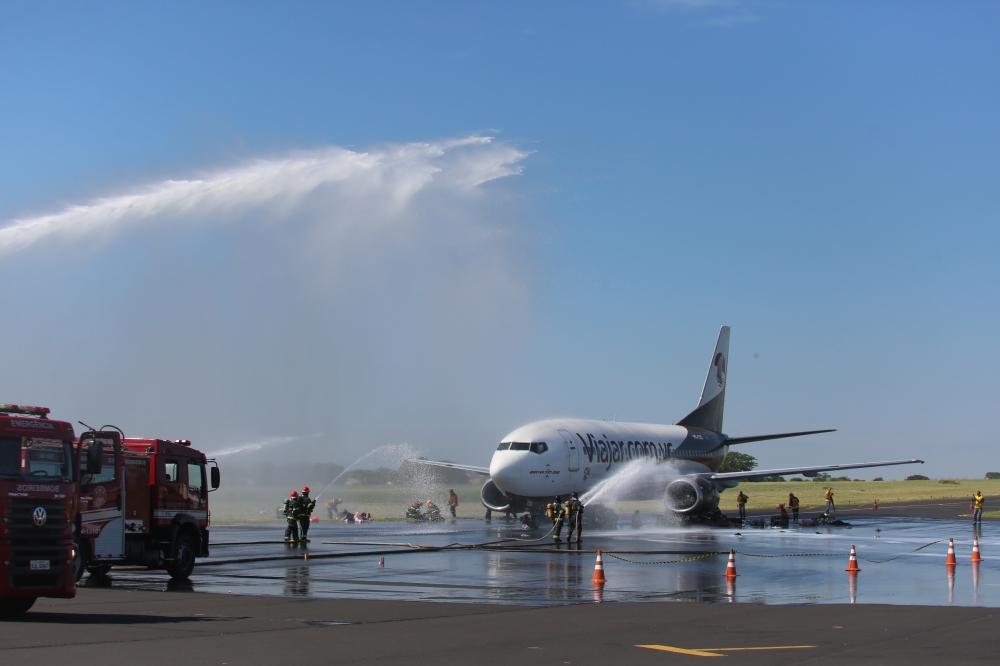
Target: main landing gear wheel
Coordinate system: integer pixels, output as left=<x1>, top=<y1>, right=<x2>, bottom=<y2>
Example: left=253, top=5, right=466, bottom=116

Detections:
left=166, top=533, right=197, bottom=580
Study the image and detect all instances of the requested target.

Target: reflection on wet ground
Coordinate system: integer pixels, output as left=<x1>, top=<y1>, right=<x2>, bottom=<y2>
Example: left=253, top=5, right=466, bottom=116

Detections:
left=82, top=516, right=998, bottom=607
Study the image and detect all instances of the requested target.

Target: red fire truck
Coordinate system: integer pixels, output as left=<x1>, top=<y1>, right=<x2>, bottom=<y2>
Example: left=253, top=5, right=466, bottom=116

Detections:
left=75, top=430, right=220, bottom=581
left=1, top=404, right=102, bottom=617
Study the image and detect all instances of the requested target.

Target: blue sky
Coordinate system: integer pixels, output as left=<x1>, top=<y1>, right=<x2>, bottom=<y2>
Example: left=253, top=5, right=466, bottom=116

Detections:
left=2, top=1, right=998, bottom=476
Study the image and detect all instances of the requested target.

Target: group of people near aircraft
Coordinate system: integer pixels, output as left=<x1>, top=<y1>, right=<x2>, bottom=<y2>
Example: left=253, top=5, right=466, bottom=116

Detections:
left=282, top=486, right=316, bottom=544
left=546, top=492, right=584, bottom=544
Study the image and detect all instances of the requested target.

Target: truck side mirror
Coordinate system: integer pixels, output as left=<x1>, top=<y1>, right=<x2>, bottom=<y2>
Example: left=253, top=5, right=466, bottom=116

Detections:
left=210, top=465, right=221, bottom=490
left=86, top=440, right=103, bottom=475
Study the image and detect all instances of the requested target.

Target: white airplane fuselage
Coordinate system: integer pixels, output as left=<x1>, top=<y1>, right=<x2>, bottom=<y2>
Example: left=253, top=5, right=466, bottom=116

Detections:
left=487, top=418, right=726, bottom=507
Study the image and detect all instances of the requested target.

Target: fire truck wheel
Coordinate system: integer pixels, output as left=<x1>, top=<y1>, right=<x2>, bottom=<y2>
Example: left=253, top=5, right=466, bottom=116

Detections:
left=167, top=532, right=197, bottom=580
left=86, top=563, right=112, bottom=578
left=0, top=597, right=36, bottom=618
left=73, top=541, right=86, bottom=582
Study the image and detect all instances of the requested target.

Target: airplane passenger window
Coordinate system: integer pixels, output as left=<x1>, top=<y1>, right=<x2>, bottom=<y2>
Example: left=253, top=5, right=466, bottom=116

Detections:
left=510, top=442, right=530, bottom=451
left=530, top=442, right=548, bottom=454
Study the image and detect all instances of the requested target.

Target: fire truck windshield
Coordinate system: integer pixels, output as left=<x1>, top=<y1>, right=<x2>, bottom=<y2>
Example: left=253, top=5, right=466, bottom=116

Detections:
left=0, top=437, right=73, bottom=481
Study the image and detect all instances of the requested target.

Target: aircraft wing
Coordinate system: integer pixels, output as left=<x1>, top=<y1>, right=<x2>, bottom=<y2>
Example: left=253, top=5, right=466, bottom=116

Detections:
left=709, top=458, right=924, bottom=482
left=404, top=458, right=490, bottom=476
left=721, top=429, right=836, bottom=446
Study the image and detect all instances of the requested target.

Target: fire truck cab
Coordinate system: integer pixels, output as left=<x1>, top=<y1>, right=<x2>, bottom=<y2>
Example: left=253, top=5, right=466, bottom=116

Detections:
left=76, top=431, right=219, bottom=581
left=1, top=404, right=98, bottom=617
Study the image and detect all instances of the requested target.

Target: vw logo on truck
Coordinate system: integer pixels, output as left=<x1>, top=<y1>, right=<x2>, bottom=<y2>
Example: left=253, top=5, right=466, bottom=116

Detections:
left=32, top=506, right=48, bottom=526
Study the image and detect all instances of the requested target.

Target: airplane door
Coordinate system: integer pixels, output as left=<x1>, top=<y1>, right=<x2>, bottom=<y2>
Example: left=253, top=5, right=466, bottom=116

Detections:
left=559, top=429, right=579, bottom=472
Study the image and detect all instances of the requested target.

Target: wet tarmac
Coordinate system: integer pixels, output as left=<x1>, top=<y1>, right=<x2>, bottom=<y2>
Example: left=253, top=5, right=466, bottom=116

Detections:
left=82, top=515, right=998, bottom=607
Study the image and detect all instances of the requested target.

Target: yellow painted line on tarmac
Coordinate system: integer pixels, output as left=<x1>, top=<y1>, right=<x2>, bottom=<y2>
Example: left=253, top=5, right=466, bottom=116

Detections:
left=695, top=645, right=817, bottom=652
left=636, top=644, right=816, bottom=657
left=636, top=645, right=723, bottom=657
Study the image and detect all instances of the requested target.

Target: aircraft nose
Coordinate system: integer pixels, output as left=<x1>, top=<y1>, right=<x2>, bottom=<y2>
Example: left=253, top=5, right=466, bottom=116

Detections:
left=489, top=454, right=520, bottom=494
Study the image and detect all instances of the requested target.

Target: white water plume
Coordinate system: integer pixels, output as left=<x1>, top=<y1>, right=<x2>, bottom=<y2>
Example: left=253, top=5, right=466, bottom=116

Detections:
left=0, top=136, right=532, bottom=458
left=0, top=136, right=527, bottom=255
left=206, top=432, right=324, bottom=458
left=579, top=459, right=684, bottom=507
left=314, top=443, right=422, bottom=500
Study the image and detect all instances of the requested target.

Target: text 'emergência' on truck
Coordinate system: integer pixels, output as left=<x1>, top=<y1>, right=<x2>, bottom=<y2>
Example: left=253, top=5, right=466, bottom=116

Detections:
left=74, top=428, right=220, bottom=583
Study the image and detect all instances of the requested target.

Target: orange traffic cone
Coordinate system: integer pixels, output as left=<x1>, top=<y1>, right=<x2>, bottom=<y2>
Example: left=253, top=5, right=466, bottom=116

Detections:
left=592, top=549, right=607, bottom=587
left=946, top=538, right=957, bottom=567
left=845, top=544, right=861, bottom=572
left=725, top=549, right=737, bottom=578
left=971, top=537, right=982, bottom=564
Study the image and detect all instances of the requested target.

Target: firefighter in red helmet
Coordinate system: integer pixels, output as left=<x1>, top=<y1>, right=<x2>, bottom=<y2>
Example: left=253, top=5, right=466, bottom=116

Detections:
left=283, top=491, right=300, bottom=544
left=297, top=486, right=317, bottom=543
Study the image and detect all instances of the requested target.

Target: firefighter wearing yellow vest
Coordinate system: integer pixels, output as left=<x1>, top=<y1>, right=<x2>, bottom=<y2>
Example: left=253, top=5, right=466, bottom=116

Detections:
left=973, top=491, right=985, bottom=523
left=547, top=496, right=565, bottom=542
left=736, top=490, right=748, bottom=521
left=824, top=487, right=836, bottom=517
left=564, top=492, right=584, bottom=545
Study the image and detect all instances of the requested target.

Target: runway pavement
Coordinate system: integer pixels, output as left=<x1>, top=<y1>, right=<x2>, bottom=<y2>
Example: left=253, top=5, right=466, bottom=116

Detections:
left=3, top=514, right=997, bottom=664
left=75, top=515, right=997, bottom=606
left=2, top=588, right=997, bottom=665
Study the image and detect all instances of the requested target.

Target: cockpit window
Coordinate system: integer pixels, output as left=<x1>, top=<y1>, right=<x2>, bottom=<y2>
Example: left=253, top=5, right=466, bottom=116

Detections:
left=496, top=442, right=511, bottom=451
left=509, top=442, right=530, bottom=451
left=530, top=442, right=548, bottom=454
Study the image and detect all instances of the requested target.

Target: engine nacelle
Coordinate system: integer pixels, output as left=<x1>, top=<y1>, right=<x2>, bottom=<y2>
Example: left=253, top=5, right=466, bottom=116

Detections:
left=481, top=479, right=513, bottom=511
left=665, top=476, right=720, bottom=515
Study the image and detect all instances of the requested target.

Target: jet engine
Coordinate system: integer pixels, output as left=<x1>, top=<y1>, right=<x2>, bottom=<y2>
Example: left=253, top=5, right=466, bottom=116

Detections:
left=480, top=479, right=512, bottom=511
left=665, top=476, right=720, bottom=515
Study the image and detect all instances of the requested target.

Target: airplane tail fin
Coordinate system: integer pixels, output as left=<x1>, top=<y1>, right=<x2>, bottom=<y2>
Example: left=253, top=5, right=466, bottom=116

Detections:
left=677, top=325, right=730, bottom=433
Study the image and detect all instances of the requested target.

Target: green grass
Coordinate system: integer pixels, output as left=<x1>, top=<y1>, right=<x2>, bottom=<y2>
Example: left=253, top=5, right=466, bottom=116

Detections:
left=210, top=481, right=485, bottom=524
left=209, top=478, right=1000, bottom=524
left=714, top=479, right=999, bottom=513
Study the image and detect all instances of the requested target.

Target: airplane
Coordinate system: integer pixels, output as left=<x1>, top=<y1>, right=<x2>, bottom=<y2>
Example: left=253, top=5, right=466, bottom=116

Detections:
left=409, top=326, right=924, bottom=520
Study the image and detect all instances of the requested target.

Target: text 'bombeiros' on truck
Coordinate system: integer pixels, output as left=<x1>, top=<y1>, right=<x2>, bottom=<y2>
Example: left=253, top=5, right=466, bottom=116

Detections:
left=0, top=404, right=100, bottom=617
left=74, top=428, right=220, bottom=582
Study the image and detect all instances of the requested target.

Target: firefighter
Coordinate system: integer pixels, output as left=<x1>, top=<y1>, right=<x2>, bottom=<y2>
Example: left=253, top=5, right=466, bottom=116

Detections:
left=297, top=486, right=316, bottom=542
left=973, top=491, right=985, bottom=523
left=406, top=501, right=423, bottom=521
left=283, top=490, right=300, bottom=544
left=425, top=499, right=442, bottom=521
left=326, top=496, right=342, bottom=519
left=824, top=487, right=836, bottom=517
left=447, top=489, right=459, bottom=520
left=547, top=496, right=565, bottom=542
left=775, top=503, right=789, bottom=528
left=564, top=492, right=584, bottom=545
left=736, top=490, right=748, bottom=522
left=788, top=492, right=800, bottom=521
